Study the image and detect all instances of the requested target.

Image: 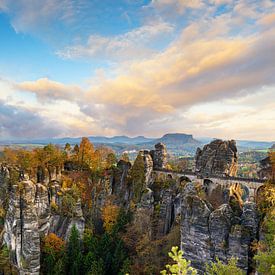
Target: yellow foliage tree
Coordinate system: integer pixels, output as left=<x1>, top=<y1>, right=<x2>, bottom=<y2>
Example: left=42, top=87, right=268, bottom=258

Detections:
left=269, top=149, right=275, bottom=183
left=102, top=202, right=120, bottom=233
left=79, top=137, right=95, bottom=169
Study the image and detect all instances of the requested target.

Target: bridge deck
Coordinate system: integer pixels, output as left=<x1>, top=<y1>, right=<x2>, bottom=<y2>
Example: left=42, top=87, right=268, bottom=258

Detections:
left=153, top=168, right=266, bottom=184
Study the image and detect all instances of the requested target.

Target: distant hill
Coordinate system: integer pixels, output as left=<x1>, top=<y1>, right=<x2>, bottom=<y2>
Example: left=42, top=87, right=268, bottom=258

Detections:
left=144, top=133, right=201, bottom=156
left=156, top=133, right=199, bottom=145
left=0, top=134, right=273, bottom=156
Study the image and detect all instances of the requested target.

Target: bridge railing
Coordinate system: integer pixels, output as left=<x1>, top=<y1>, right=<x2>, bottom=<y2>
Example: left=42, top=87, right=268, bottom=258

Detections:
left=153, top=168, right=266, bottom=183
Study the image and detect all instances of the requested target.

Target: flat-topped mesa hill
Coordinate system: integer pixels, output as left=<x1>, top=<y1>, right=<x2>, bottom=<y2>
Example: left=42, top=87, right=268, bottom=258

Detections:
left=156, top=133, right=200, bottom=145
left=148, top=133, right=201, bottom=155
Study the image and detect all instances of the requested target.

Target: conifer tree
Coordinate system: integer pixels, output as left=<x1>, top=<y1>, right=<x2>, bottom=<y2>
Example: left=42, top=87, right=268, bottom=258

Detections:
left=66, top=225, right=83, bottom=275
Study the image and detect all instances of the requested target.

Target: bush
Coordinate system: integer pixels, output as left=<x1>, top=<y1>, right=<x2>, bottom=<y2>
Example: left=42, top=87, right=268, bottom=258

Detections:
left=205, top=258, right=244, bottom=275
left=161, top=246, right=197, bottom=275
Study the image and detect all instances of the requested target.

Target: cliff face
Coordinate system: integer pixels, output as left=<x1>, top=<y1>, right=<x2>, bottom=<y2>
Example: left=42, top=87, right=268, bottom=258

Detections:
left=195, top=139, right=238, bottom=177
left=181, top=181, right=258, bottom=274
left=150, top=142, right=168, bottom=170
left=0, top=166, right=85, bottom=274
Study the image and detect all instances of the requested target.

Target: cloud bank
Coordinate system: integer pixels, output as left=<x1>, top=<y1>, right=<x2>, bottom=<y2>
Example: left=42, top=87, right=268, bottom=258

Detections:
left=1, top=0, right=275, bottom=140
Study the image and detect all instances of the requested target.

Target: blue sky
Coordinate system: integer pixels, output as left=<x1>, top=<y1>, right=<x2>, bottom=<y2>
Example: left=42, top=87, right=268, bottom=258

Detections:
left=0, top=0, right=275, bottom=140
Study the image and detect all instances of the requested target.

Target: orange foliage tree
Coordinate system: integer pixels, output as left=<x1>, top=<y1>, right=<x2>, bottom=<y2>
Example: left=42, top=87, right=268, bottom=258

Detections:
left=269, top=149, right=275, bottom=183
left=79, top=137, right=95, bottom=169
left=43, top=233, right=65, bottom=254
left=102, top=201, right=120, bottom=232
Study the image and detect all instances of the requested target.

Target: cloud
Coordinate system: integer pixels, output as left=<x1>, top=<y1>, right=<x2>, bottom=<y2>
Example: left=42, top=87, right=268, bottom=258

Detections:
left=0, top=0, right=84, bottom=34
left=16, top=78, right=82, bottom=102
left=1, top=0, right=275, bottom=140
left=258, top=13, right=275, bottom=25
left=57, top=20, right=174, bottom=61
left=150, top=0, right=204, bottom=14
left=12, top=5, right=275, bottom=139
left=0, top=100, right=62, bottom=139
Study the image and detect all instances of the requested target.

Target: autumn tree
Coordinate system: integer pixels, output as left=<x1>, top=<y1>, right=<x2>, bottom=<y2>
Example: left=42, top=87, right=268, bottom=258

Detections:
left=102, top=201, right=120, bottom=233
left=16, top=149, right=34, bottom=173
left=106, top=152, right=117, bottom=168
left=121, top=152, right=130, bottom=162
left=79, top=137, right=94, bottom=170
left=254, top=182, right=275, bottom=274
left=269, top=149, right=275, bottom=183
left=41, top=233, right=65, bottom=275
left=64, top=143, right=71, bottom=159
left=2, top=148, right=18, bottom=165
left=72, top=144, right=80, bottom=162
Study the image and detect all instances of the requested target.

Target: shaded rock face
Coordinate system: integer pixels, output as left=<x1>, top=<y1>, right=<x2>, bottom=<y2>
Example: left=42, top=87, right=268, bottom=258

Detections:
left=0, top=167, right=85, bottom=275
left=111, top=160, right=132, bottom=201
left=180, top=183, right=259, bottom=274
left=3, top=180, right=47, bottom=275
left=139, top=150, right=154, bottom=186
left=195, top=139, right=238, bottom=177
left=257, top=155, right=273, bottom=180
left=150, top=143, right=168, bottom=170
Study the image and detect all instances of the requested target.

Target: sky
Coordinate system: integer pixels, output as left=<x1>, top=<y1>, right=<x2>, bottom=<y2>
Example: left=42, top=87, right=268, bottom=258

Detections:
left=0, top=0, right=274, bottom=141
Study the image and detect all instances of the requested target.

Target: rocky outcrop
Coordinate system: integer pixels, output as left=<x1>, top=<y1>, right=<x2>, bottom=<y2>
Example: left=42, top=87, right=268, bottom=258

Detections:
left=139, top=150, right=154, bottom=186
left=150, top=143, right=168, bottom=170
left=180, top=182, right=259, bottom=274
left=195, top=139, right=238, bottom=177
left=0, top=166, right=85, bottom=275
left=257, top=149, right=274, bottom=180
left=4, top=180, right=44, bottom=275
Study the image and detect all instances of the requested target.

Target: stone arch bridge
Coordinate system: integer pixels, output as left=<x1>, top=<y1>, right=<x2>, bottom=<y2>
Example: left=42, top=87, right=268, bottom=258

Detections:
left=153, top=168, right=266, bottom=201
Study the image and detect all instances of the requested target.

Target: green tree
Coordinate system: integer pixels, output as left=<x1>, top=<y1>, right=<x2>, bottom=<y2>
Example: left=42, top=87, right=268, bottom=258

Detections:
left=205, top=258, right=244, bottom=275
left=41, top=233, right=65, bottom=275
left=120, top=152, right=130, bottom=162
left=64, top=143, right=72, bottom=159
left=66, top=225, right=83, bottom=275
left=130, top=153, right=145, bottom=203
left=254, top=182, right=275, bottom=274
left=161, top=246, right=197, bottom=275
left=0, top=245, right=16, bottom=274
left=106, top=152, right=117, bottom=168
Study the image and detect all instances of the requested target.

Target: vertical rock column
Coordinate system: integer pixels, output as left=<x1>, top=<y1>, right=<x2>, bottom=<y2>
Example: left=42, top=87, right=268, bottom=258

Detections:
left=4, top=180, right=41, bottom=275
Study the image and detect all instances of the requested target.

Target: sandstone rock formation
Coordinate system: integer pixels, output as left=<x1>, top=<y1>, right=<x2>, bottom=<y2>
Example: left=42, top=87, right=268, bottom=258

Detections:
left=0, top=141, right=262, bottom=274
left=0, top=166, right=85, bottom=274
left=3, top=180, right=47, bottom=275
left=150, top=142, right=168, bottom=170
left=180, top=181, right=258, bottom=274
left=257, top=147, right=274, bottom=180
left=195, top=139, right=238, bottom=176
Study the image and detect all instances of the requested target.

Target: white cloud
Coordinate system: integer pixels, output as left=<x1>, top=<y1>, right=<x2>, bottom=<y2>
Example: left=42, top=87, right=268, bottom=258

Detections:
left=57, top=20, right=174, bottom=61
left=1, top=0, right=275, bottom=140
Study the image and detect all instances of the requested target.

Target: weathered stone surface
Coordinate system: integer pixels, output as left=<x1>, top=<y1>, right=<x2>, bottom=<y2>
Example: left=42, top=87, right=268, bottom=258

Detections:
left=180, top=182, right=259, bottom=273
left=195, top=139, right=238, bottom=177
left=4, top=180, right=41, bottom=275
left=257, top=149, right=274, bottom=180
left=181, top=192, right=212, bottom=273
left=150, top=143, right=168, bottom=170
left=0, top=167, right=85, bottom=275
left=209, top=204, right=233, bottom=262
left=139, top=150, right=154, bottom=186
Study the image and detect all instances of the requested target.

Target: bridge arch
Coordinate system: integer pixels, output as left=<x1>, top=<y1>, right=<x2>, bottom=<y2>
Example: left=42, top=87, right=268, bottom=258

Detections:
left=255, top=185, right=266, bottom=204
left=179, top=175, right=191, bottom=183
